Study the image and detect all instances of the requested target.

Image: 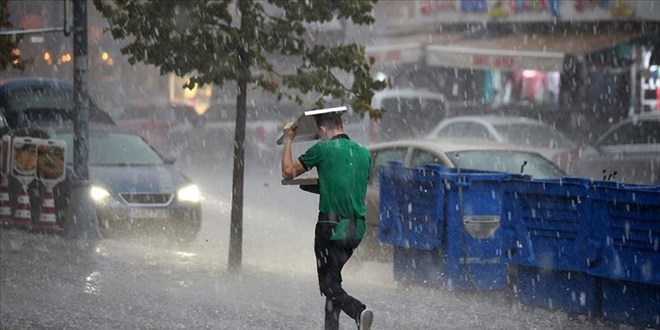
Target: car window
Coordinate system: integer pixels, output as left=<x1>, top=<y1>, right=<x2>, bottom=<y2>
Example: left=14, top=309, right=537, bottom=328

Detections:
left=410, top=149, right=444, bottom=167
left=369, top=147, right=407, bottom=185
left=436, top=122, right=491, bottom=140
left=0, top=83, right=115, bottom=128
left=599, top=120, right=660, bottom=145
left=494, top=123, right=574, bottom=149
left=448, top=150, right=564, bottom=179
left=3, top=86, right=74, bottom=112
left=19, top=108, right=70, bottom=127
left=57, top=132, right=164, bottom=166
left=435, top=123, right=465, bottom=137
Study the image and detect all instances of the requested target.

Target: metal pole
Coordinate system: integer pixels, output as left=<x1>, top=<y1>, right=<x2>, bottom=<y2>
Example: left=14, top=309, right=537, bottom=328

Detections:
left=66, top=0, right=99, bottom=240
left=73, top=0, right=89, bottom=181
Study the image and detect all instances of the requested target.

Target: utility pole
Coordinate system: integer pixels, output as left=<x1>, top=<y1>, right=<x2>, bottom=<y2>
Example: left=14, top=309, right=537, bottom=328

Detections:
left=227, top=3, right=249, bottom=274
left=66, top=0, right=100, bottom=240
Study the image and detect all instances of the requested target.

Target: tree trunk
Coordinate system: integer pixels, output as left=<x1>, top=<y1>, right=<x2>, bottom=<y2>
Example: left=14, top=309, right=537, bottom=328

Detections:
left=228, top=44, right=249, bottom=273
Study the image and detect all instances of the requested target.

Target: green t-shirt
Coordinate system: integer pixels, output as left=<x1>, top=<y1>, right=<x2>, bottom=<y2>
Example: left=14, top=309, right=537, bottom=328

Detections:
left=299, top=134, right=371, bottom=219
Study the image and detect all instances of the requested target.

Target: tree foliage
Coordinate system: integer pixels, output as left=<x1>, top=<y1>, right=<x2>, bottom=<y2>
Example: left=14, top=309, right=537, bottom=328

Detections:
left=93, top=0, right=385, bottom=117
left=0, top=0, right=24, bottom=71
left=94, top=0, right=385, bottom=272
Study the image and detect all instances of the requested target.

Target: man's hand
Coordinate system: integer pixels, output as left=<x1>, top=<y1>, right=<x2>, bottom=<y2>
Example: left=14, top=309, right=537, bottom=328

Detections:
left=283, top=121, right=297, bottom=143
left=281, top=121, right=307, bottom=180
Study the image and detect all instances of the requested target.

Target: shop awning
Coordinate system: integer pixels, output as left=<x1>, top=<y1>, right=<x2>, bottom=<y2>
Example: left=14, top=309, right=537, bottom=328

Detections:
left=425, top=32, right=643, bottom=71
left=366, top=43, right=424, bottom=66
left=365, top=33, right=462, bottom=67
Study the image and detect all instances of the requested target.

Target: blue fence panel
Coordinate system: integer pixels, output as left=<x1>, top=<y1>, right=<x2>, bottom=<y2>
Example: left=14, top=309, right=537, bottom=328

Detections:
left=503, top=178, right=596, bottom=273
left=502, top=178, right=602, bottom=315
left=440, top=169, right=515, bottom=290
left=380, top=163, right=516, bottom=290
left=589, top=182, right=660, bottom=285
left=378, top=162, right=444, bottom=250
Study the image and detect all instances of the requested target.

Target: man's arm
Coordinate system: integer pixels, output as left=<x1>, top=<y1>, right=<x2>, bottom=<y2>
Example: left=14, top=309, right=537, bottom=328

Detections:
left=281, top=122, right=307, bottom=180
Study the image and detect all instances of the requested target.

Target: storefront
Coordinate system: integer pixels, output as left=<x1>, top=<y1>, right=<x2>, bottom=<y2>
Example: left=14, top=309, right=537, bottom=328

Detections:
left=365, top=0, right=660, bottom=136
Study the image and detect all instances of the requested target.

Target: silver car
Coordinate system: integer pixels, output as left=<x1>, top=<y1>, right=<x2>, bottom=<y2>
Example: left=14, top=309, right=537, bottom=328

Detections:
left=426, top=115, right=587, bottom=173
left=573, top=113, right=660, bottom=185
left=358, top=138, right=566, bottom=263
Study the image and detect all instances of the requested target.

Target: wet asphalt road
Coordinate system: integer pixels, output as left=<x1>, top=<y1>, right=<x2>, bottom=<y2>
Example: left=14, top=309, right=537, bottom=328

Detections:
left=0, top=160, right=633, bottom=329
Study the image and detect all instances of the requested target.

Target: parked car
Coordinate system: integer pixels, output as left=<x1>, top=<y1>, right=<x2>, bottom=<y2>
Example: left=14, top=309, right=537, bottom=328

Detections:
left=0, top=77, right=115, bottom=136
left=426, top=115, right=591, bottom=173
left=116, top=101, right=201, bottom=158
left=357, top=138, right=566, bottom=263
left=572, top=113, right=660, bottom=185
left=343, top=88, right=447, bottom=146
left=7, top=125, right=202, bottom=242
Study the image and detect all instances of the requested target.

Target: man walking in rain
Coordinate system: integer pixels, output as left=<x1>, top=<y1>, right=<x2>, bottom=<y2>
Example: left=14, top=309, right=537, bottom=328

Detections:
left=281, top=111, right=374, bottom=330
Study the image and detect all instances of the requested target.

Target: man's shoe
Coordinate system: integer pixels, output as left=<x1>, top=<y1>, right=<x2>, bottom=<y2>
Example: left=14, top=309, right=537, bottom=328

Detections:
left=357, top=309, right=373, bottom=330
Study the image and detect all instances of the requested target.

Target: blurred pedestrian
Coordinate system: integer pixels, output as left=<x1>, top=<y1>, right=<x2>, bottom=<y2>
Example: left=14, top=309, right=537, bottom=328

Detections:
left=281, top=111, right=373, bottom=330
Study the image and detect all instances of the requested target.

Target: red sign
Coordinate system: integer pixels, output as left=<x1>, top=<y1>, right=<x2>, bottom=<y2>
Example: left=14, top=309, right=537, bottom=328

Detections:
left=472, top=55, right=515, bottom=68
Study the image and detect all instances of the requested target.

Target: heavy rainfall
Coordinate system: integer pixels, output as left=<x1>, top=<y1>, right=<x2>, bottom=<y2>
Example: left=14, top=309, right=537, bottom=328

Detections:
left=1, top=0, right=659, bottom=329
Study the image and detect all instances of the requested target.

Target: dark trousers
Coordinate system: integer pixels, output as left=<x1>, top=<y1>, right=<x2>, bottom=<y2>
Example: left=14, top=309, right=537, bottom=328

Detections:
left=314, top=222, right=365, bottom=330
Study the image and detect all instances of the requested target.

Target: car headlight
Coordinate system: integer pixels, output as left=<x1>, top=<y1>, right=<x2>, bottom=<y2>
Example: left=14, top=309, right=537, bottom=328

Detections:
left=90, top=186, right=111, bottom=202
left=177, top=184, right=201, bottom=203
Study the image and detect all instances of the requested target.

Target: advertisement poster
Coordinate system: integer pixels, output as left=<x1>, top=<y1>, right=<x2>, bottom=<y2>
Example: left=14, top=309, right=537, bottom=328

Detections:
left=37, top=140, right=67, bottom=183
left=11, top=137, right=38, bottom=179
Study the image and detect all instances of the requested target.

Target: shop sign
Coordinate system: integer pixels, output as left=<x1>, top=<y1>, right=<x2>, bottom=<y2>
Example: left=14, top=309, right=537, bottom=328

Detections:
left=473, top=55, right=515, bottom=68
left=411, top=0, right=638, bottom=23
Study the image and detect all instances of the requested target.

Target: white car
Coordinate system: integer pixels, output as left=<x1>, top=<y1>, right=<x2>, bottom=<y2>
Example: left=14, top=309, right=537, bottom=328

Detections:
left=358, top=137, right=566, bottom=263
left=426, top=115, right=588, bottom=173
left=573, top=113, right=660, bottom=185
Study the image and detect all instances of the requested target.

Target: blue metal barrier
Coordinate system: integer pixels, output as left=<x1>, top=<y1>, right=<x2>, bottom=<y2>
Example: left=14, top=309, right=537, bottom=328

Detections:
left=378, top=162, right=444, bottom=250
left=380, top=162, right=515, bottom=291
left=588, top=181, right=660, bottom=328
left=502, top=177, right=602, bottom=314
left=378, top=162, right=660, bottom=326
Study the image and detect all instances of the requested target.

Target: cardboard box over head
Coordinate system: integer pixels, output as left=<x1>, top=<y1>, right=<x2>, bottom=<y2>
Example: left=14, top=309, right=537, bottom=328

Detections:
left=277, top=106, right=347, bottom=187
left=276, top=106, right=347, bottom=145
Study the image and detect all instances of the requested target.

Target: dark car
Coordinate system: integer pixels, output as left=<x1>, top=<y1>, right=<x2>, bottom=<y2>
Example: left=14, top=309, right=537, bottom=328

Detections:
left=573, top=113, right=660, bottom=185
left=0, top=77, right=115, bottom=136
left=116, top=101, right=202, bottom=158
left=6, top=125, right=202, bottom=242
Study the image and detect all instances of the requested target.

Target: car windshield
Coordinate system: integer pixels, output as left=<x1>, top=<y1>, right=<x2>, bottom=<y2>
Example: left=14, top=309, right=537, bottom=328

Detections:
left=56, top=132, right=164, bottom=166
left=19, top=108, right=71, bottom=127
left=448, top=150, right=565, bottom=179
left=599, top=120, right=660, bottom=145
left=3, top=87, right=74, bottom=112
left=494, top=123, right=574, bottom=149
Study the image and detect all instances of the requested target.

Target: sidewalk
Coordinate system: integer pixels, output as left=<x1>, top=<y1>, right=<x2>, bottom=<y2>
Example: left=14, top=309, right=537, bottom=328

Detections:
left=1, top=227, right=623, bottom=330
